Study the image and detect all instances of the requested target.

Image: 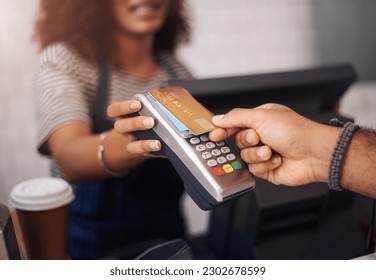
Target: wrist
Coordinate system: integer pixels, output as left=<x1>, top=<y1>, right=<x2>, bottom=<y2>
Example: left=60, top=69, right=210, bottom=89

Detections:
left=310, top=124, right=342, bottom=183
left=97, top=131, right=126, bottom=176
left=327, top=120, right=360, bottom=191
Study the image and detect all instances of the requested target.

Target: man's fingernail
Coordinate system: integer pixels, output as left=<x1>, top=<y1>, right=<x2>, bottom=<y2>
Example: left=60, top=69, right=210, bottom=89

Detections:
left=130, top=101, right=141, bottom=110
left=212, top=115, right=224, bottom=123
left=257, top=148, right=267, bottom=159
left=143, top=117, right=154, bottom=127
left=246, top=131, right=254, bottom=144
left=150, top=141, right=161, bottom=151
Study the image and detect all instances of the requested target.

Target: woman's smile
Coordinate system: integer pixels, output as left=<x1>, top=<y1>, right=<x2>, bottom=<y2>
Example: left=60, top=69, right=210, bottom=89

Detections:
left=128, top=0, right=163, bottom=16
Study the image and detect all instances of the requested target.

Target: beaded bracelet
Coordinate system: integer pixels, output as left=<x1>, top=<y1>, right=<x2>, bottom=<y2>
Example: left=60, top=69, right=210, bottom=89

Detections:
left=97, top=132, right=123, bottom=177
left=328, top=118, right=360, bottom=191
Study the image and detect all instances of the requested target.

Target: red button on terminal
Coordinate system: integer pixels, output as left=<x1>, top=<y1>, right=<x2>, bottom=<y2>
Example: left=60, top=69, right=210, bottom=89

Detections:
left=213, top=166, right=225, bottom=176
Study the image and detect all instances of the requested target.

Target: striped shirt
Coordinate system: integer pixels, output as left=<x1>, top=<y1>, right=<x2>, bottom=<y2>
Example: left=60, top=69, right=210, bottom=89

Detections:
left=34, top=43, right=193, bottom=155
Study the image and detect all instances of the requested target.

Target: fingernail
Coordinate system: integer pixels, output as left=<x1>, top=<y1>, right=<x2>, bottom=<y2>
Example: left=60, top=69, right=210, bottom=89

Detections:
left=246, top=131, right=254, bottom=144
left=272, top=155, right=281, bottom=164
left=257, top=148, right=267, bottom=159
left=212, top=115, right=224, bottom=124
left=143, top=117, right=154, bottom=127
left=150, top=141, right=161, bottom=151
left=130, top=101, right=141, bottom=110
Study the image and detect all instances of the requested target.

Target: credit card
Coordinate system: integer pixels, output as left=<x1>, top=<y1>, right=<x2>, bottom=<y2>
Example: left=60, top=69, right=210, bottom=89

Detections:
left=149, top=87, right=215, bottom=135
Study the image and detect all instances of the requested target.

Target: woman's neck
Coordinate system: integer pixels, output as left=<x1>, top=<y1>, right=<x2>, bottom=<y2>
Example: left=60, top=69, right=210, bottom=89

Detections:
left=112, top=34, right=160, bottom=80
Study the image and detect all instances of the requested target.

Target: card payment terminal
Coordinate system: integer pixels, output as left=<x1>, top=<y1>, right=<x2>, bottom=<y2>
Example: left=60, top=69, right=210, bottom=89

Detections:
left=133, top=87, right=255, bottom=210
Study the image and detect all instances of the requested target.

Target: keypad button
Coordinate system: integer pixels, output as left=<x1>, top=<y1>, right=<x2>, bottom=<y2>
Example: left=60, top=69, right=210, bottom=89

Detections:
left=226, top=154, right=236, bottom=161
left=217, top=156, right=227, bottom=164
left=221, top=146, right=231, bottom=154
left=207, top=159, right=218, bottom=167
left=216, top=141, right=225, bottom=147
left=213, top=167, right=225, bottom=176
left=190, top=137, right=200, bottom=145
left=196, top=144, right=206, bottom=152
left=206, top=142, right=216, bottom=149
left=223, top=164, right=234, bottom=173
left=200, top=135, right=209, bottom=142
left=211, top=149, right=221, bottom=156
left=202, top=152, right=212, bottom=159
left=231, top=161, right=243, bottom=170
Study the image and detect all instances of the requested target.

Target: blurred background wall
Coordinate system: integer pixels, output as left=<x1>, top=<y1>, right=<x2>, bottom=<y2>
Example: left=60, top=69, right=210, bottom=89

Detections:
left=1, top=0, right=375, bottom=235
left=314, top=0, right=376, bottom=81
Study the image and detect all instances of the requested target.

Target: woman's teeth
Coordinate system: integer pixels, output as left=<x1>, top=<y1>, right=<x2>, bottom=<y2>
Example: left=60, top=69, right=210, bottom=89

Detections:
left=130, top=3, right=160, bottom=15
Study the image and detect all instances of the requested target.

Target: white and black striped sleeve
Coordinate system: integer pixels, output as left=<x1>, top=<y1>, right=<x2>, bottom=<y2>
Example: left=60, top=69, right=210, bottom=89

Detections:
left=34, top=43, right=94, bottom=154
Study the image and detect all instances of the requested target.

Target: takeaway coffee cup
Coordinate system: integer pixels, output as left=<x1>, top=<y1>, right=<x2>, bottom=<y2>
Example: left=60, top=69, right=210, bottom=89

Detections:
left=10, top=177, right=74, bottom=259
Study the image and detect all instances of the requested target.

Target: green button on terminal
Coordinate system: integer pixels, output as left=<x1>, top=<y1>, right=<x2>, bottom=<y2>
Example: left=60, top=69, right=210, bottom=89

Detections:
left=231, top=161, right=242, bottom=170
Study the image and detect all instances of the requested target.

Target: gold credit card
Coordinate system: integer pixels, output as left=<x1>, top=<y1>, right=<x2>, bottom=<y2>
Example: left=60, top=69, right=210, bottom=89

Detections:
left=150, top=87, right=215, bottom=135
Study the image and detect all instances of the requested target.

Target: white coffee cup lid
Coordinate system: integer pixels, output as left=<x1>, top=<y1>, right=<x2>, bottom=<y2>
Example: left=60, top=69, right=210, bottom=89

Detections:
left=10, top=178, right=75, bottom=211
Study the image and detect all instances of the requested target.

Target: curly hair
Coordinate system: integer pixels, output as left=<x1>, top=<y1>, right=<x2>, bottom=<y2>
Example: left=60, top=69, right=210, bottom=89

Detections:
left=34, top=0, right=190, bottom=62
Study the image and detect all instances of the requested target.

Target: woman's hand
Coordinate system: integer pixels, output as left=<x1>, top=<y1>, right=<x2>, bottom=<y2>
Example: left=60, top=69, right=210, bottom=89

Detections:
left=107, top=100, right=162, bottom=157
left=46, top=100, right=163, bottom=182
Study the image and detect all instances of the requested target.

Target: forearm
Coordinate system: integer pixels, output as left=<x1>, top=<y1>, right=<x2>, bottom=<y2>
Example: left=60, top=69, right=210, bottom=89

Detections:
left=50, top=127, right=145, bottom=182
left=315, top=126, right=376, bottom=198
left=53, top=132, right=112, bottom=182
left=340, top=129, right=376, bottom=199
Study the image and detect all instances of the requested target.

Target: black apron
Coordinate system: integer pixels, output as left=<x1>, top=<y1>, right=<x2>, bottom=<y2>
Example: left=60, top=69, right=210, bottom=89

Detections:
left=68, top=62, right=185, bottom=259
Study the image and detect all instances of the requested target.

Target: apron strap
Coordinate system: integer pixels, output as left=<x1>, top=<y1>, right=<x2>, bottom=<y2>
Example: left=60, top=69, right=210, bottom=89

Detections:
left=93, top=62, right=112, bottom=133
left=93, top=57, right=178, bottom=133
left=159, top=56, right=178, bottom=88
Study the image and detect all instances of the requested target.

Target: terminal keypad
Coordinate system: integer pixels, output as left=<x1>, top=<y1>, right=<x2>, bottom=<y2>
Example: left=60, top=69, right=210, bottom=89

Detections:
left=189, top=134, right=243, bottom=176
